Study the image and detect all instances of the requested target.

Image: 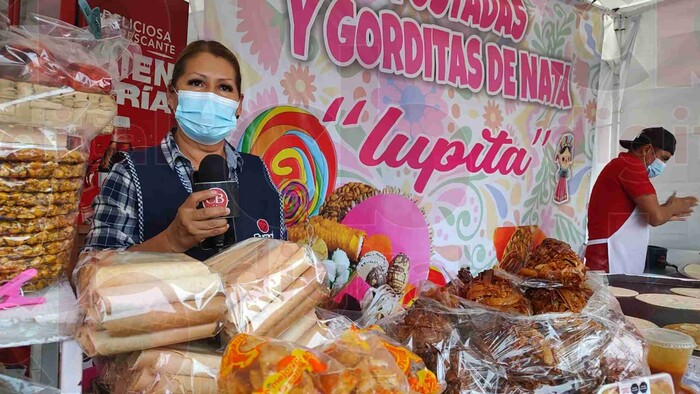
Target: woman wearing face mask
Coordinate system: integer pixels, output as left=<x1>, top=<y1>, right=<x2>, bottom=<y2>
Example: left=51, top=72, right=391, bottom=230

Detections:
left=585, top=127, right=698, bottom=274
left=82, top=41, right=285, bottom=261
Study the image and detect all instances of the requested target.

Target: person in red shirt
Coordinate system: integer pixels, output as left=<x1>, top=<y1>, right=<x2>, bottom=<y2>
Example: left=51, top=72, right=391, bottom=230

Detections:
left=586, top=127, right=697, bottom=274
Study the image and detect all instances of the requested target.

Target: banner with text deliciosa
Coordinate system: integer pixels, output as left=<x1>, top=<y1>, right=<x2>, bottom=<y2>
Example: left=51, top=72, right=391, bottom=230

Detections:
left=198, top=0, right=603, bottom=282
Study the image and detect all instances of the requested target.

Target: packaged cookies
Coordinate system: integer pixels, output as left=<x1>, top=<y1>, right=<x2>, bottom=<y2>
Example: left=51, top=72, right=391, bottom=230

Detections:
left=218, top=333, right=342, bottom=394
left=0, top=15, right=132, bottom=289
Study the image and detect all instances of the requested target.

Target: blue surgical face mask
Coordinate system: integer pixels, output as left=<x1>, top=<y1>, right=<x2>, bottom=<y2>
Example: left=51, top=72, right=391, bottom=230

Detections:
left=174, top=90, right=239, bottom=145
left=646, top=153, right=667, bottom=178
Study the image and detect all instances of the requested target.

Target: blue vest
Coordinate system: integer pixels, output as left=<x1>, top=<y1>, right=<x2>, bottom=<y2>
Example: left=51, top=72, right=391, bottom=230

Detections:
left=128, top=145, right=285, bottom=261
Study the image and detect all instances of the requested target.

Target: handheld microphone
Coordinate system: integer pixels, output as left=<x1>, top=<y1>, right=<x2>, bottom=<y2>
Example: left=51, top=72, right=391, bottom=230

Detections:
left=192, top=154, right=240, bottom=250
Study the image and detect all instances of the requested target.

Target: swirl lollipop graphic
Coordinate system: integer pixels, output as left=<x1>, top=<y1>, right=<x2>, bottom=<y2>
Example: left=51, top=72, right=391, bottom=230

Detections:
left=239, top=106, right=337, bottom=226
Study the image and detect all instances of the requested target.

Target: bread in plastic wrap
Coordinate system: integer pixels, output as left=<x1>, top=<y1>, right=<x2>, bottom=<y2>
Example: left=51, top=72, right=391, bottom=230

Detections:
left=204, top=238, right=329, bottom=341
left=320, top=326, right=441, bottom=394
left=218, top=333, right=345, bottom=394
left=0, top=13, right=134, bottom=289
left=218, top=328, right=440, bottom=394
left=103, top=342, right=222, bottom=394
left=379, top=272, right=650, bottom=393
left=74, top=250, right=226, bottom=357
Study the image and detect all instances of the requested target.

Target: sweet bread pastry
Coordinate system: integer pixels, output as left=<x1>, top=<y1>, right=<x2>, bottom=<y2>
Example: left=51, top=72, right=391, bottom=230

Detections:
left=0, top=161, right=84, bottom=179
left=0, top=177, right=82, bottom=193
left=0, top=203, right=77, bottom=220
left=0, top=240, right=72, bottom=258
left=0, top=251, right=69, bottom=276
left=0, top=213, right=77, bottom=235
left=0, top=190, right=79, bottom=207
left=0, top=225, right=75, bottom=246
left=0, top=148, right=86, bottom=164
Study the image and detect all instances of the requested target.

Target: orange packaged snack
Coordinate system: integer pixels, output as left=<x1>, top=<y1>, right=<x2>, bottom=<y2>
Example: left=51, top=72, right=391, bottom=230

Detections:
left=218, top=333, right=342, bottom=394
left=218, top=328, right=441, bottom=394
left=322, top=326, right=441, bottom=394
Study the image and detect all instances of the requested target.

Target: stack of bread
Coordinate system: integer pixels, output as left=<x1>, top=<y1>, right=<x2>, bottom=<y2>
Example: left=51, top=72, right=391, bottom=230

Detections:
left=0, top=80, right=116, bottom=133
left=0, top=23, right=123, bottom=289
left=0, top=143, right=87, bottom=291
left=105, top=343, right=221, bottom=394
left=75, top=251, right=227, bottom=357
left=204, top=238, right=329, bottom=345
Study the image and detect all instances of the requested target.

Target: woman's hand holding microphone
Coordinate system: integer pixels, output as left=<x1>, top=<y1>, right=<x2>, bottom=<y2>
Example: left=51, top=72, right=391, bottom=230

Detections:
left=164, top=190, right=230, bottom=253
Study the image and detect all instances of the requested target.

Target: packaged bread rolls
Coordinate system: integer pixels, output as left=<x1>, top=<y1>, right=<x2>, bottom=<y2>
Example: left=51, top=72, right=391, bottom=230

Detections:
left=75, top=251, right=226, bottom=357
left=103, top=342, right=222, bottom=394
left=204, top=238, right=329, bottom=340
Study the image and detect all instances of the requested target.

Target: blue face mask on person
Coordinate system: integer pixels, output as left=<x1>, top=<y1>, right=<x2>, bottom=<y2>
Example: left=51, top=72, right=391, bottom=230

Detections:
left=174, top=90, right=239, bottom=145
left=646, top=152, right=667, bottom=178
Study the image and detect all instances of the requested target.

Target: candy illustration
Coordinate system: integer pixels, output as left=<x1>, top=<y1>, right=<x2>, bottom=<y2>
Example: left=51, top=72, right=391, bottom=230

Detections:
left=239, top=106, right=337, bottom=226
left=342, top=189, right=431, bottom=286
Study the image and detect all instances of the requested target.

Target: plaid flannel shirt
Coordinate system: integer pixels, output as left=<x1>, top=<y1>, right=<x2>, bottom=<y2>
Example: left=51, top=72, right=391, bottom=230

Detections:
left=83, top=131, right=285, bottom=251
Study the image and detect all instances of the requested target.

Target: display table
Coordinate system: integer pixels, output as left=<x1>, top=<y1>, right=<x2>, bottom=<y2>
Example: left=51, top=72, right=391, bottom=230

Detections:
left=607, top=274, right=700, bottom=331
left=0, top=281, right=82, bottom=392
left=606, top=249, right=700, bottom=392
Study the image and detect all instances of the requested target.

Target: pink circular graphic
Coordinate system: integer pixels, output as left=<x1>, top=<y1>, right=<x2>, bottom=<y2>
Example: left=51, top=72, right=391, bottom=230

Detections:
left=203, top=188, right=228, bottom=209
left=342, top=194, right=431, bottom=285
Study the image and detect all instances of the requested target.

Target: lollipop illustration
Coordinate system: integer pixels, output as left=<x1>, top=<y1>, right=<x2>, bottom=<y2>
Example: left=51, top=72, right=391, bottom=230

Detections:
left=239, top=106, right=337, bottom=226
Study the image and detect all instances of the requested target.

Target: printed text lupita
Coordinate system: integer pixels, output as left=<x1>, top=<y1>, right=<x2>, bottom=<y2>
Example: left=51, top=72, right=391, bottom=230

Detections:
left=359, top=107, right=533, bottom=193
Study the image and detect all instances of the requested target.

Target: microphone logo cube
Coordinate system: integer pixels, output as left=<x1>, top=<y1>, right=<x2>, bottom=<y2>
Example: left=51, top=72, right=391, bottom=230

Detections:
left=203, top=187, right=229, bottom=208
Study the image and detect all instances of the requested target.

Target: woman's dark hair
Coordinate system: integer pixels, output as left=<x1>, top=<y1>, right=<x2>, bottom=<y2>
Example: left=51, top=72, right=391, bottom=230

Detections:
left=170, top=40, right=242, bottom=94
left=559, top=145, right=572, bottom=155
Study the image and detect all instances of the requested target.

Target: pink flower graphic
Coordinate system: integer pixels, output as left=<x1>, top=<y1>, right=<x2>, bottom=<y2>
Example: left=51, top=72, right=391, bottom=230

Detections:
left=239, top=87, right=280, bottom=128
left=528, top=0, right=554, bottom=18
left=237, top=0, right=282, bottom=74
left=540, top=206, right=555, bottom=235
left=246, top=87, right=279, bottom=113
left=370, top=77, right=447, bottom=137
left=483, top=100, right=504, bottom=131
left=573, top=58, right=590, bottom=91
left=585, top=100, right=597, bottom=125
left=280, top=65, right=317, bottom=107
left=504, top=99, right=518, bottom=116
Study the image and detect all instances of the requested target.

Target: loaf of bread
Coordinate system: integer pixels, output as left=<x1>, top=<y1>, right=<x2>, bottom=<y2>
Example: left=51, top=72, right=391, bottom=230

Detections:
left=204, top=238, right=329, bottom=340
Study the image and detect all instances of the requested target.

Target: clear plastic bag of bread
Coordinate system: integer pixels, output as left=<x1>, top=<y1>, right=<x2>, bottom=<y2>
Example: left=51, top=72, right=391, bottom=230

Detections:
left=579, top=281, right=651, bottom=384
left=300, top=309, right=442, bottom=394
left=465, top=310, right=617, bottom=392
left=0, top=13, right=135, bottom=289
left=219, top=333, right=351, bottom=394
left=74, top=250, right=227, bottom=357
left=0, top=12, right=137, bottom=135
left=204, top=238, right=330, bottom=340
left=379, top=297, right=505, bottom=393
left=102, top=341, right=222, bottom=394
left=380, top=274, right=648, bottom=394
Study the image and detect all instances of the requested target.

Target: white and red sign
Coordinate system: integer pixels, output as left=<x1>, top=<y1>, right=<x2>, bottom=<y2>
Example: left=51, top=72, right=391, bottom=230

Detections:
left=202, top=188, right=229, bottom=209
left=78, top=0, right=189, bottom=226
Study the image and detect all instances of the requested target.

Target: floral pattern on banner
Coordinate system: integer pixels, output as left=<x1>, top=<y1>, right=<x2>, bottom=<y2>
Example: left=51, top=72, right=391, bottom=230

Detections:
left=236, top=0, right=283, bottom=74
left=370, top=77, right=448, bottom=138
left=280, top=65, right=317, bottom=107
left=206, top=0, right=604, bottom=276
